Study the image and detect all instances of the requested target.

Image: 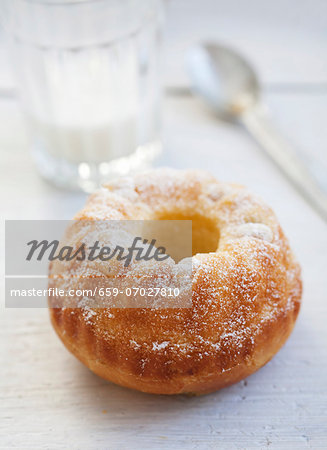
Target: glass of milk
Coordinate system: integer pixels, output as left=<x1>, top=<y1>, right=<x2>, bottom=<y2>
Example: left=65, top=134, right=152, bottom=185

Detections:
left=1, top=0, right=164, bottom=192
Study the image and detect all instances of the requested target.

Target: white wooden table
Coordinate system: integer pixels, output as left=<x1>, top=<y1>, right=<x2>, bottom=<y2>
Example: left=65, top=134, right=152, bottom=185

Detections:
left=1, top=1, right=327, bottom=448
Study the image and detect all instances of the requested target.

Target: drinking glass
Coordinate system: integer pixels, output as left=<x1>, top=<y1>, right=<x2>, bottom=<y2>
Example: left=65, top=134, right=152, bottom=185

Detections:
left=1, top=0, right=164, bottom=192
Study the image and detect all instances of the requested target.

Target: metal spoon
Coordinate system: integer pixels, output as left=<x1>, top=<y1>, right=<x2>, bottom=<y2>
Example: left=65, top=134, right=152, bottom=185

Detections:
left=186, top=42, right=327, bottom=222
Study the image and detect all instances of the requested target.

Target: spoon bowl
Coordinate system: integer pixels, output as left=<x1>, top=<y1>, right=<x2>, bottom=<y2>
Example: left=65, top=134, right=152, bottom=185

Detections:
left=186, top=42, right=260, bottom=118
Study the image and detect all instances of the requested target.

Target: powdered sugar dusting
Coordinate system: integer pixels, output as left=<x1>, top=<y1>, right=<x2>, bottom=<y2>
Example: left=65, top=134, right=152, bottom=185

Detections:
left=50, top=168, right=301, bottom=375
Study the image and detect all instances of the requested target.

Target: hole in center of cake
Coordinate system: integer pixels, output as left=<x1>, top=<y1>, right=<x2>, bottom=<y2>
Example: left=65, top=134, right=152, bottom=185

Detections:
left=156, top=212, right=220, bottom=258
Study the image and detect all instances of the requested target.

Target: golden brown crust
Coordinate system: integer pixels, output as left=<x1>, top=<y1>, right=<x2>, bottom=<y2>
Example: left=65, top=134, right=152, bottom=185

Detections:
left=49, top=168, right=302, bottom=394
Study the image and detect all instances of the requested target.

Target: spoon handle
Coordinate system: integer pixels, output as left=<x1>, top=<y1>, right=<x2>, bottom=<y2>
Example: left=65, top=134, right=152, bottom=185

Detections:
left=240, top=105, right=327, bottom=223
